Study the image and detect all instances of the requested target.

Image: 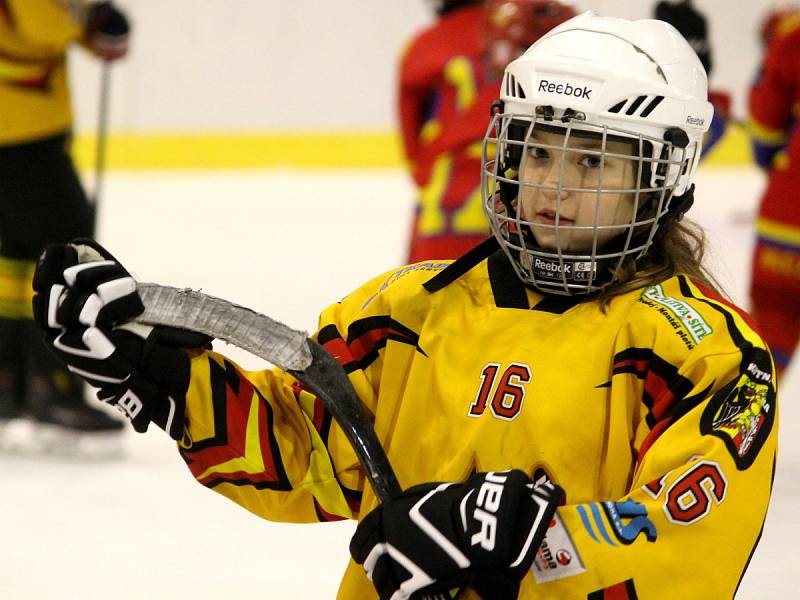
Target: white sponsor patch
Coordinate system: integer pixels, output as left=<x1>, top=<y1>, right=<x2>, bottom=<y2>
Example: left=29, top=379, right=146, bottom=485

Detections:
left=531, top=511, right=585, bottom=584
left=642, top=285, right=713, bottom=344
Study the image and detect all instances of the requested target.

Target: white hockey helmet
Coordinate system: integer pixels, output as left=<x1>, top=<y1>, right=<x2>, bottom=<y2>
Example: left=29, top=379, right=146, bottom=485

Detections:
left=482, top=12, right=713, bottom=295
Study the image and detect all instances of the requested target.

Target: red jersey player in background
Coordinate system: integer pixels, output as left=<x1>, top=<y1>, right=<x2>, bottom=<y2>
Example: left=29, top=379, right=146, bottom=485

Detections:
left=760, top=4, right=800, bottom=47
left=399, top=0, right=576, bottom=262
left=747, top=5, right=800, bottom=378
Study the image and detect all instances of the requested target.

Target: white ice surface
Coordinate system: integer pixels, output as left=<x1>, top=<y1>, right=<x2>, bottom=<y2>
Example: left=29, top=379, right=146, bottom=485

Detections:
left=2, top=167, right=796, bottom=598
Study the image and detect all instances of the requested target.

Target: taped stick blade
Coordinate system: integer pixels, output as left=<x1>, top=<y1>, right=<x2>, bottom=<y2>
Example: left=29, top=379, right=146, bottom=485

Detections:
left=136, top=282, right=312, bottom=371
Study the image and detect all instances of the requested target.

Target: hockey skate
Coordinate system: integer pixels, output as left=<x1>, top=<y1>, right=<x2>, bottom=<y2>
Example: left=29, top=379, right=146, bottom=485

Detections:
left=0, top=324, right=126, bottom=458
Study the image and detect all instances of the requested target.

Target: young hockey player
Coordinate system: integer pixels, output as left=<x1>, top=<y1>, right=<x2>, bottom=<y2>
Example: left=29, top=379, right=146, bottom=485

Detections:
left=400, top=0, right=575, bottom=262
left=0, top=0, right=129, bottom=454
left=32, top=13, right=776, bottom=600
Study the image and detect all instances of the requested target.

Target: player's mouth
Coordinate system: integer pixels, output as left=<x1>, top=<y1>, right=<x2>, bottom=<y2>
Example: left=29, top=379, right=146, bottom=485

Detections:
left=535, top=208, right=574, bottom=226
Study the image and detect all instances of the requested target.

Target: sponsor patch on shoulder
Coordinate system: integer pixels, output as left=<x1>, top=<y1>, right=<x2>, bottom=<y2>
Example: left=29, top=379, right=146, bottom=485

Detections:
left=701, top=348, right=776, bottom=469
left=640, top=284, right=713, bottom=348
left=531, top=511, right=586, bottom=584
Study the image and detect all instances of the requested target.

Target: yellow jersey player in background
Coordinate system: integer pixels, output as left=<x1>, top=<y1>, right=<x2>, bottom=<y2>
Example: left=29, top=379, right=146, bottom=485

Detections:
left=31, top=12, right=777, bottom=600
left=0, top=1, right=129, bottom=455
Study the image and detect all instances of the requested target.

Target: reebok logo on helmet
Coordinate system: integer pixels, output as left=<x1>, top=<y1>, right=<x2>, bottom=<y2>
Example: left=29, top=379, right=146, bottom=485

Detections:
left=538, top=79, right=592, bottom=100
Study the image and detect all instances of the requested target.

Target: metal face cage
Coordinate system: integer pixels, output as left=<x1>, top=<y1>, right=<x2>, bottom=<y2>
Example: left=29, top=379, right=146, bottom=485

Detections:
left=481, top=111, right=689, bottom=295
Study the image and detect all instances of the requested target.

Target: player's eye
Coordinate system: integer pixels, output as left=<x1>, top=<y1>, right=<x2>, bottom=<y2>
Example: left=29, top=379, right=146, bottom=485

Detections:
left=579, top=154, right=603, bottom=169
left=527, top=145, right=550, bottom=161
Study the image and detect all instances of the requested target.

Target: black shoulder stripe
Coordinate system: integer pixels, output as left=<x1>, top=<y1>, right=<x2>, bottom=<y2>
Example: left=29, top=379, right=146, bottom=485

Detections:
left=423, top=237, right=499, bottom=292
left=677, top=276, right=752, bottom=356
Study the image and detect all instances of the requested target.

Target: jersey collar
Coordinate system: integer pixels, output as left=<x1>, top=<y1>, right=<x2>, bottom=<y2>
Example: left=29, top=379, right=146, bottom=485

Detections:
left=423, top=237, right=584, bottom=314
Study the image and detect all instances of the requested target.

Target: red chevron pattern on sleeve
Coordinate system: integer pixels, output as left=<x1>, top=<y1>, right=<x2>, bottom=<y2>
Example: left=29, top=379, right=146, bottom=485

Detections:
left=180, top=358, right=291, bottom=491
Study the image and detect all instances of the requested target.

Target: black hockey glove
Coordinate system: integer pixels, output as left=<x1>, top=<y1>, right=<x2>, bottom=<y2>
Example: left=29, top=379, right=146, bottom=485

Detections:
left=33, top=240, right=144, bottom=330
left=32, top=240, right=211, bottom=440
left=85, top=1, right=130, bottom=60
left=47, top=325, right=207, bottom=440
left=350, top=470, right=564, bottom=600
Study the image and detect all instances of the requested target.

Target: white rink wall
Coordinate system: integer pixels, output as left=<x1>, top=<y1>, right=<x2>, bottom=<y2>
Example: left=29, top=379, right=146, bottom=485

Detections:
left=69, top=0, right=778, bottom=133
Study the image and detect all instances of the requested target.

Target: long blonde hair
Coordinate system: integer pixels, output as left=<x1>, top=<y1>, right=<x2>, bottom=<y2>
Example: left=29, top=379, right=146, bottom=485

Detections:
left=598, top=217, right=724, bottom=309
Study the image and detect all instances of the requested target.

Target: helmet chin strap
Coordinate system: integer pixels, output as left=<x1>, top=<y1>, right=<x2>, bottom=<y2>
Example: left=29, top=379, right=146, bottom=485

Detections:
left=655, top=184, right=695, bottom=235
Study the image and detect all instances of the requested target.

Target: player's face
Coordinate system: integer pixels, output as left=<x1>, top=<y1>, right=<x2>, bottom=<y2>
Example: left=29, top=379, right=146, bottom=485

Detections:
left=517, top=128, right=639, bottom=252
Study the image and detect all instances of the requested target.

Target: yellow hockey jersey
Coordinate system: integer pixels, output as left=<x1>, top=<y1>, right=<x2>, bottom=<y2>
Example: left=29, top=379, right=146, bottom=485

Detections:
left=0, top=0, right=86, bottom=145
left=177, top=249, right=777, bottom=599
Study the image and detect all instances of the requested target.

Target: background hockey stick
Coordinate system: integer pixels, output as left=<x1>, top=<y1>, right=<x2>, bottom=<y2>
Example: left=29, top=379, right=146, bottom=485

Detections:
left=87, top=58, right=113, bottom=232
left=93, top=60, right=112, bottom=212
left=134, top=282, right=403, bottom=503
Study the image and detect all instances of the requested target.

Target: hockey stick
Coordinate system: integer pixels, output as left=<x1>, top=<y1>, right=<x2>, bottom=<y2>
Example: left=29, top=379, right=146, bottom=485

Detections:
left=87, top=58, right=113, bottom=231
left=94, top=60, right=112, bottom=209
left=134, top=282, right=402, bottom=503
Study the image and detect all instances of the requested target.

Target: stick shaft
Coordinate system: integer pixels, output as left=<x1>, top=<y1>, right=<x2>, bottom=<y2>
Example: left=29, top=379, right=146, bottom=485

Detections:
left=94, top=60, right=112, bottom=206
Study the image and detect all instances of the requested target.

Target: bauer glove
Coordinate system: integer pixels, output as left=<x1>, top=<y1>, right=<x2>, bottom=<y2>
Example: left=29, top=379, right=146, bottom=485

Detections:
left=85, top=1, right=131, bottom=60
left=349, top=470, right=564, bottom=600
left=32, top=239, right=210, bottom=440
